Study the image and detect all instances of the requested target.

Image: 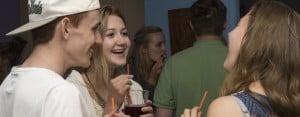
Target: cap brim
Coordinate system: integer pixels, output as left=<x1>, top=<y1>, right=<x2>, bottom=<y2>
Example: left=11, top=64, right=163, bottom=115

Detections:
left=6, top=17, right=57, bottom=36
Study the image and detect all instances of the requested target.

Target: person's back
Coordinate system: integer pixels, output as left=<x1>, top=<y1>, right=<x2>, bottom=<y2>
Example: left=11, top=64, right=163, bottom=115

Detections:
left=155, top=40, right=227, bottom=116
left=154, top=0, right=227, bottom=116
left=0, top=0, right=101, bottom=116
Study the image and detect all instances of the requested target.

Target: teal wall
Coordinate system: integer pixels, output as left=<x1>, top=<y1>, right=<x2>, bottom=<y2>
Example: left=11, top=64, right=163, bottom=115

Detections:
left=0, top=0, right=20, bottom=42
left=145, top=0, right=240, bottom=57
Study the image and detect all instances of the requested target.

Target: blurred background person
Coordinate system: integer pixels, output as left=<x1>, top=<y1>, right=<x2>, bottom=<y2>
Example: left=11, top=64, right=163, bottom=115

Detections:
left=0, top=36, right=27, bottom=84
left=129, top=26, right=167, bottom=101
left=153, top=0, right=228, bottom=116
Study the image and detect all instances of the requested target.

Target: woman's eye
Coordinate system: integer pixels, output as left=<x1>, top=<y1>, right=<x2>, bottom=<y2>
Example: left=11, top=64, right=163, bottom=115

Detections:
left=156, top=42, right=162, bottom=47
left=106, top=33, right=114, bottom=37
left=122, top=32, right=128, bottom=36
left=92, top=25, right=100, bottom=32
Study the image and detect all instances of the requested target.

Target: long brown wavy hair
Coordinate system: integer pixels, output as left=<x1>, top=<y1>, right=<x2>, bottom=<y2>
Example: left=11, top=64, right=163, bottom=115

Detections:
left=129, top=26, right=163, bottom=84
left=221, top=0, right=300, bottom=116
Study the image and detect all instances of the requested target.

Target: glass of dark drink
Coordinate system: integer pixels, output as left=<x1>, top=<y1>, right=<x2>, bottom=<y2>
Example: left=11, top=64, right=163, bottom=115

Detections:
left=124, top=90, right=149, bottom=117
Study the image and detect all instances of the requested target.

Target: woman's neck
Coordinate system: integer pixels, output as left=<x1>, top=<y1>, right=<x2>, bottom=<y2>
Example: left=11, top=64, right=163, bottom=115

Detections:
left=196, top=35, right=221, bottom=41
left=108, top=65, right=115, bottom=78
left=249, top=81, right=266, bottom=96
left=84, top=71, right=107, bottom=106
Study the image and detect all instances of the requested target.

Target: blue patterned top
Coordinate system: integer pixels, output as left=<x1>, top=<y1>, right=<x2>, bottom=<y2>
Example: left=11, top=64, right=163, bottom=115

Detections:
left=231, top=91, right=273, bottom=117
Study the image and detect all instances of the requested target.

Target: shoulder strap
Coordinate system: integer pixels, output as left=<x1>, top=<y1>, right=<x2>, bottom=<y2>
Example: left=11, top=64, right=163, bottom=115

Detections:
left=231, top=95, right=251, bottom=117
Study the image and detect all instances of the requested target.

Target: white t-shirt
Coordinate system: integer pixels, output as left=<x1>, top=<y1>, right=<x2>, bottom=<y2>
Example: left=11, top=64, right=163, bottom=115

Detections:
left=0, top=67, right=91, bottom=117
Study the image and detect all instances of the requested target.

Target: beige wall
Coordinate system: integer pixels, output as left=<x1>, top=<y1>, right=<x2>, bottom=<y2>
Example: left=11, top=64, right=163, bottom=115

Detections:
left=100, top=0, right=144, bottom=39
left=20, top=0, right=144, bottom=60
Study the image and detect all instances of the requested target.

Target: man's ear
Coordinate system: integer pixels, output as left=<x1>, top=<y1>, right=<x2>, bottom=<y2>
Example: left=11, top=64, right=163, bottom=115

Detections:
left=60, top=17, right=72, bottom=40
left=223, top=21, right=227, bottom=29
left=188, top=20, right=194, bottom=31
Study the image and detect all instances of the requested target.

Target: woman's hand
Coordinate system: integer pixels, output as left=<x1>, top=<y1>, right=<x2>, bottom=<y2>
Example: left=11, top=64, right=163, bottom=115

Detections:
left=105, top=75, right=133, bottom=113
left=181, top=107, right=201, bottom=117
left=148, top=60, right=164, bottom=86
left=140, top=100, right=154, bottom=117
left=103, top=112, right=130, bottom=117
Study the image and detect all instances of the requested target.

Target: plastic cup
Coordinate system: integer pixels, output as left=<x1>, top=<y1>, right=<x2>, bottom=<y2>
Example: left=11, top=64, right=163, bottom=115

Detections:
left=124, top=90, right=149, bottom=117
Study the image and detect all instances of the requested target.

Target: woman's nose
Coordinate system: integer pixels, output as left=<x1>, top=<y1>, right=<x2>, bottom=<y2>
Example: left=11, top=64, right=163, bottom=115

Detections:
left=116, top=35, right=126, bottom=45
left=162, top=45, right=167, bottom=52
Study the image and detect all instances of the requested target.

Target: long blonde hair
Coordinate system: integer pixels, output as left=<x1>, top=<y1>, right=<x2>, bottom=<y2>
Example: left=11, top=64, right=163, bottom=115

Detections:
left=221, top=0, right=300, bottom=116
left=84, top=5, right=127, bottom=105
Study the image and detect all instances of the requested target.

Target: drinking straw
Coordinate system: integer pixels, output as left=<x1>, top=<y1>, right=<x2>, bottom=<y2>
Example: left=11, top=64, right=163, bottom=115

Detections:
left=112, top=97, right=115, bottom=112
left=198, top=90, right=208, bottom=111
left=126, top=64, right=132, bottom=104
left=127, top=64, right=130, bottom=75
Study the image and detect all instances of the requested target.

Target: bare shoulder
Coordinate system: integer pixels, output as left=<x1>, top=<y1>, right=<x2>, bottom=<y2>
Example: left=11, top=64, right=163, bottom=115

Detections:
left=207, top=96, right=244, bottom=117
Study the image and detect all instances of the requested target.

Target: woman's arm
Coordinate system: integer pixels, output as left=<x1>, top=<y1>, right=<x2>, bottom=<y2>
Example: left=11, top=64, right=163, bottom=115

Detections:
left=207, top=96, right=244, bottom=117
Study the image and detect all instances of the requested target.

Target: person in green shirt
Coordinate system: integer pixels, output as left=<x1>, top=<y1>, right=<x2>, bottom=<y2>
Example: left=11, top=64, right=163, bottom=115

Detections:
left=153, top=0, right=227, bottom=116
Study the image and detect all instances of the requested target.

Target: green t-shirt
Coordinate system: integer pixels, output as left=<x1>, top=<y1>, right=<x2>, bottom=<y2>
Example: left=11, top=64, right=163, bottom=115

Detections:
left=153, top=40, right=228, bottom=117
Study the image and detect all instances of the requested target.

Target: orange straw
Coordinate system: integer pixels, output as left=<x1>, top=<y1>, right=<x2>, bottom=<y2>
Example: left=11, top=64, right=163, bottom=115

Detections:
left=112, top=97, right=115, bottom=112
left=126, top=64, right=132, bottom=104
left=198, top=90, right=208, bottom=111
left=127, top=64, right=130, bottom=75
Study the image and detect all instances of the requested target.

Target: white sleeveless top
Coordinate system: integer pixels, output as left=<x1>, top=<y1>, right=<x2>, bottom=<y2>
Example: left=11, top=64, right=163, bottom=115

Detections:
left=67, top=70, right=144, bottom=117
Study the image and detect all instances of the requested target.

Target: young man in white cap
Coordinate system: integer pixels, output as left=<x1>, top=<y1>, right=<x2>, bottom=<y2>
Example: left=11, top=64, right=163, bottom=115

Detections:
left=0, top=0, right=101, bottom=117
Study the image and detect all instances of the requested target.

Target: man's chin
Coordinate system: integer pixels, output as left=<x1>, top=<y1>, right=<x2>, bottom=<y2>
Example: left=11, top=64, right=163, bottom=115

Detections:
left=79, top=61, right=91, bottom=68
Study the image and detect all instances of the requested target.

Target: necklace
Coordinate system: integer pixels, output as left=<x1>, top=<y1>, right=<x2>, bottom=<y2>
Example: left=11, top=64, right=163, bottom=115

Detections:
left=84, top=73, right=106, bottom=107
left=92, top=99, right=103, bottom=117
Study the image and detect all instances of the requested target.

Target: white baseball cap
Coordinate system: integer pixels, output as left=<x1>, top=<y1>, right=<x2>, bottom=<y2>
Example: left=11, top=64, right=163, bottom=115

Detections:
left=6, top=0, right=100, bottom=36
